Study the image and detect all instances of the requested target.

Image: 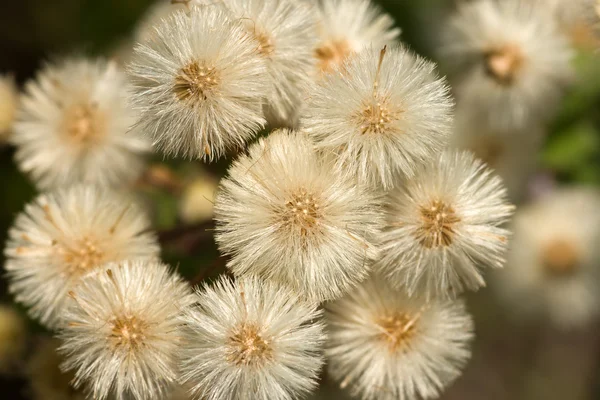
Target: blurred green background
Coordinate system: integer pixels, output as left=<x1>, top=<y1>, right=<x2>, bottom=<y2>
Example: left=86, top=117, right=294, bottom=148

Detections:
left=1, top=0, right=600, bottom=399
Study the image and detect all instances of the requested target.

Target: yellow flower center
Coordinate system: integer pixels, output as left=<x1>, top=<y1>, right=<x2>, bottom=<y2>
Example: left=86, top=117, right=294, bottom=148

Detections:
left=227, top=323, right=272, bottom=366
left=174, top=61, right=220, bottom=102
left=377, top=312, right=418, bottom=352
left=418, top=200, right=461, bottom=248
left=484, top=44, right=525, bottom=85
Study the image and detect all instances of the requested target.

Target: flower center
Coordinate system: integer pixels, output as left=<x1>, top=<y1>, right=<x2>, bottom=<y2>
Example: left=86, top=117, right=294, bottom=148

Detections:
left=109, top=315, right=147, bottom=350
left=59, top=236, right=105, bottom=276
left=174, top=61, right=220, bottom=102
left=355, top=99, right=398, bottom=135
left=377, top=312, right=418, bottom=352
left=282, top=189, right=321, bottom=235
left=484, top=44, right=524, bottom=85
left=418, top=200, right=461, bottom=248
left=315, top=39, right=352, bottom=73
left=254, top=30, right=275, bottom=57
left=63, top=103, right=104, bottom=144
left=542, top=239, right=580, bottom=276
left=227, top=323, right=272, bottom=366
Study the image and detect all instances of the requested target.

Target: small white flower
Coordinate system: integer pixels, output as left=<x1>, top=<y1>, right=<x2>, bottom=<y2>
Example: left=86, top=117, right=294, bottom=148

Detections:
left=180, top=276, right=325, bottom=400
left=0, top=305, right=27, bottom=374
left=128, top=5, right=269, bottom=160
left=214, top=129, right=383, bottom=302
left=59, top=260, right=194, bottom=400
left=0, top=74, right=18, bottom=143
left=4, top=185, right=159, bottom=328
left=450, top=104, right=545, bottom=202
left=326, top=276, right=474, bottom=400
left=314, top=0, right=400, bottom=73
left=378, top=150, right=514, bottom=299
left=11, top=57, right=150, bottom=190
left=441, top=0, right=573, bottom=130
left=494, top=187, right=600, bottom=328
left=302, top=45, right=453, bottom=189
left=215, top=0, right=318, bottom=121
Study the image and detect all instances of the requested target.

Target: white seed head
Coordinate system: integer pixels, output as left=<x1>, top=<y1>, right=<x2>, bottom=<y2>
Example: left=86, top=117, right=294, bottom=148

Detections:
left=326, top=276, right=474, bottom=400
left=214, top=129, right=383, bottom=302
left=494, top=187, right=600, bottom=328
left=0, top=74, right=18, bottom=143
left=441, top=0, right=573, bottom=130
left=302, top=45, right=454, bottom=189
left=11, top=58, right=150, bottom=190
left=218, top=0, right=318, bottom=122
left=128, top=5, right=269, bottom=160
left=0, top=305, right=27, bottom=374
left=4, top=184, right=159, bottom=328
left=378, top=150, right=515, bottom=299
left=59, top=260, right=194, bottom=400
left=180, top=276, right=325, bottom=400
left=314, top=0, right=400, bottom=73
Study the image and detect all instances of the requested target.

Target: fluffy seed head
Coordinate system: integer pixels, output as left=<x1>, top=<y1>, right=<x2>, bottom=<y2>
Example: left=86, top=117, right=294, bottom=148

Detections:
left=378, top=150, right=514, bottom=299
left=313, top=0, right=400, bottom=73
left=59, top=261, right=194, bottom=400
left=441, top=0, right=573, bottom=130
left=302, top=45, right=453, bottom=189
left=326, top=276, right=474, bottom=400
left=11, top=57, right=149, bottom=189
left=4, top=185, right=159, bottom=328
left=128, top=5, right=269, bottom=160
left=218, top=0, right=318, bottom=121
left=214, top=129, right=383, bottom=302
left=180, top=276, right=325, bottom=400
left=494, top=187, right=600, bottom=328
left=0, top=74, right=18, bottom=143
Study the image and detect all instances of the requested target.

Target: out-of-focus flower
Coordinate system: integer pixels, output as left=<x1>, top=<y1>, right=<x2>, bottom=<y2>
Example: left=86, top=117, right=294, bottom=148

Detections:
left=179, top=173, right=218, bottom=224
left=0, top=74, right=18, bottom=144
left=313, top=0, right=400, bottom=74
left=180, top=276, right=325, bottom=400
left=25, top=338, right=86, bottom=400
left=0, top=305, right=27, bottom=374
left=214, top=130, right=382, bottom=302
left=378, top=150, right=514, bottom=299
left=59, top=261, right=194, bottom=400
left=325, top=276, right=474, bottom=400
left=129, top=5, right=269, bottom=161
left=302, top=46, right=453, bottom=189
left=494, top=187, right=600, bottom=328
left=12, top=58, right=149, bottom=190
left=4, top=185, right=159, bottom=328
left=214, top=0, right=318, bottom=122
left=450, top=105, right=545, bottom=203
left=441, top=0, right=573, bottom=131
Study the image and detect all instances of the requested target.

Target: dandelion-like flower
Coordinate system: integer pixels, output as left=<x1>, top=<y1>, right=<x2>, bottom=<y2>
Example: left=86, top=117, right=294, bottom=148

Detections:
left=494, top=187, right=600, bottom=328
left=11, top=58, right=149, bottom=190
left=378, top=150, right=514, bottom=299
left=314, top=0, right=400, bottom=73
left=180, top=276, right=325, bottom=400
left=302, top=46, right=453, bottom=189
left=59, top=260, right=194, bottom=400
left=0, top=74, right=18, bottom=143
left=326, top=276, right=474, bottom=400
left=214, top=0, right=318, bottom=121
left=214, top=129, right=382, bottom=302
left=441, top=0, right=573, bottom=130
left=4, top=185, right=159, bottom=328
left=128, top=5, right=269, bottom=160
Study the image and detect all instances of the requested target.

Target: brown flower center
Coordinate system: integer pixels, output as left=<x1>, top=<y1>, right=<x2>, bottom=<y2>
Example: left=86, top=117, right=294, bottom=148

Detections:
left=227, top=323, right=272, bottom=366
left=63, top=103, right=105, bottom=144
left=542, top=239, right=580, bottom=276
left=484, top=44, right=525, bottom=85
left=315, top=39, right=353, bottom=73
left=282, top=188, right=321, bottom=236
left=377, top=312, right=418, bottom=352
left=59, top=236, right=105, bottom=276
left=109, top=316, right=147, bottom=350
left=418, top=200, right=461, bottom=248
left=355, top=99, right=398, bottom=135
left=174, top=61, right=220, bottom=102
